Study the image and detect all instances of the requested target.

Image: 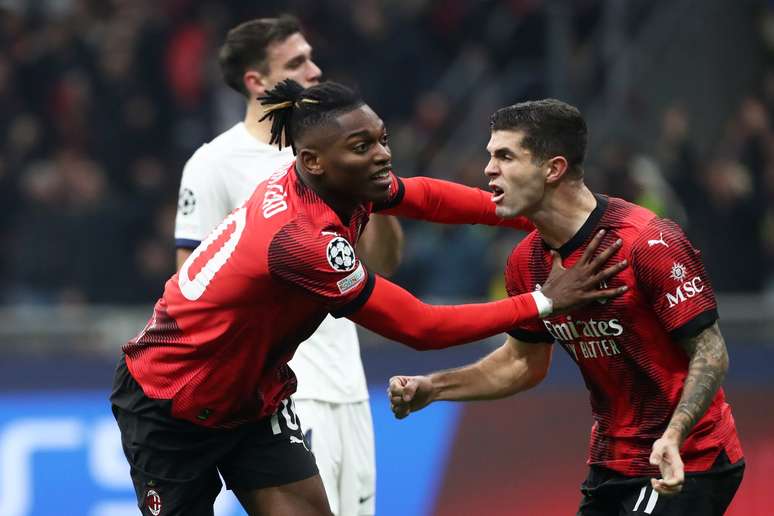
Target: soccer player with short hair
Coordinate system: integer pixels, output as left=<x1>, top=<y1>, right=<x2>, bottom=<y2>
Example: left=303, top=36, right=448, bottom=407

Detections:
left=389, top=99, right=744, bottom=516
left=173, top=15, right=405, bottom=515
left=113, top=81, right=627, bottom=516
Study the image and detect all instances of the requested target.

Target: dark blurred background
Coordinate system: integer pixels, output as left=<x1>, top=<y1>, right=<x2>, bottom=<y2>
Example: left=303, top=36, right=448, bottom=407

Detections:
left=0, top=1, right=771, bottom=515
left=1, top=0, right=772, bottom=305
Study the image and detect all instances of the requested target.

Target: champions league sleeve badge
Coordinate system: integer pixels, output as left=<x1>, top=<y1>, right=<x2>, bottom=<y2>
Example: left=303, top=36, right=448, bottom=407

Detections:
left=326, top=236, right=357, bottom=272
left=178, top=187, right=196, bottom=215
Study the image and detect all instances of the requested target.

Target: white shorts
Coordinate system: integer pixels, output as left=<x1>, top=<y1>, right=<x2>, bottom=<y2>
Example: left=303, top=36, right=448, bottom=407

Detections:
left=293, top=398, right=376, bottom=516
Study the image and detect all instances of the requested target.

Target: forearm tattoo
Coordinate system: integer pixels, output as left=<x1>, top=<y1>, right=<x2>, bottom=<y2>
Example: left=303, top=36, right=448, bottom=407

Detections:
left=669, top=323, right=728, bottom=441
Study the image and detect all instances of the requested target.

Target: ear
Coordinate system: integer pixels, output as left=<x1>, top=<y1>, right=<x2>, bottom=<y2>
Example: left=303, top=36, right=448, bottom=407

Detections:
left=243, top=69, right=268, bottom=96
left=545, top=156, right=569, bottom=184
left=298, top=148, right=324, bottom=177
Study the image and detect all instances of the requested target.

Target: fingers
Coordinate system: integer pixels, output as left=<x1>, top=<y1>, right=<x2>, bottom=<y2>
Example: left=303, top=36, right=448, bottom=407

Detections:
left=651, top=477, right=683, bottom=495
left=579, top=229, right=606, bottom=264
left=387, top=376, right=406, bottom=398
left=588, top=238, right=623, bottom=271
left=649, top=441, right=684, bottom=495
left=586, top=285, right=628, bottom=302
left=387, top=376, right=415, bottom=420
left=591, top=259, right=628, bottom=285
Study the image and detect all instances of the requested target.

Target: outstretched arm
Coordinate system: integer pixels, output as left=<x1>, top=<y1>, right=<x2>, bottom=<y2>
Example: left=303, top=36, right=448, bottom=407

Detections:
left=649, top=322, right=729, bottom=495
left=376, top=176, right=534, bottom=231
left=388, top=336, right=552, bottom=418
left=344, top=230, right=627, bottom=350
left=346, top=276, right=543, bottom=350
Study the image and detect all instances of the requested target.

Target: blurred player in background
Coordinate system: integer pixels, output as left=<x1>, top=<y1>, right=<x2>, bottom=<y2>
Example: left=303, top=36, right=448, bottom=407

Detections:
left=389, top=99, right=744, bottom=516
left=173, top=15, right=403, bottom=515
left=113, top=81, right=627, bottom=515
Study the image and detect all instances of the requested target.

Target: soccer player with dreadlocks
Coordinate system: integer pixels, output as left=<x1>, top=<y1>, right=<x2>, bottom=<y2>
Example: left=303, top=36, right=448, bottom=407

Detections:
left=111, top=80, right=627, bottom=515
left=173, top=17, right=403, bottom=515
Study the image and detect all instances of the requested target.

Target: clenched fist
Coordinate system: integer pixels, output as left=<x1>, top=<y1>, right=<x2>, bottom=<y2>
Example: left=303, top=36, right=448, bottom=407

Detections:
left=387, top=375, right=435, bottom=419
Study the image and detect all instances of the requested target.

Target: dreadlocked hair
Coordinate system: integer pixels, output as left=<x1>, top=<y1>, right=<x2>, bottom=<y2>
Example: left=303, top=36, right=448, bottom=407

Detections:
left=258, top=79, right=364, bottom=153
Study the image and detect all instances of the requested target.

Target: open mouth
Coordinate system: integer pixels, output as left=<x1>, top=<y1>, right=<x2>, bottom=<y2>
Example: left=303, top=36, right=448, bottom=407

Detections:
left=490, top=184, right=505, bottom=203
left=370, top=168, right=392, bottom=187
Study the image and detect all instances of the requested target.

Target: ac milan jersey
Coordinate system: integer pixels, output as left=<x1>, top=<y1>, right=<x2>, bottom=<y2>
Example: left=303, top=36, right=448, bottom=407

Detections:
left=124, top=164, right=379, bottom=428
left=505, top=195, right=742, bottom=476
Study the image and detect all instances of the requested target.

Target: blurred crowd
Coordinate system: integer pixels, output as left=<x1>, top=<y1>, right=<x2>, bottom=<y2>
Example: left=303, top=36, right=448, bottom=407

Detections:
left=0, top=0, right=772, bottom=305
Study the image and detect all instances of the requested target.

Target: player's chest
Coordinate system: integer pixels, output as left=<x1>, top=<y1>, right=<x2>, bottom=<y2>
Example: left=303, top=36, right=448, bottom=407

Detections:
left=541, top=287, right=662, bottom=368
left=535, top=258, right=648, bottom=365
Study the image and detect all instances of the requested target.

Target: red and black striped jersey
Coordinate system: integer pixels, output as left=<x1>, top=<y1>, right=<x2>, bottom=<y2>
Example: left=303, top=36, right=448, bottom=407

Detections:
left=123, top=164, right=380, bottom=428
left=505, top=195, right=742, bottom=476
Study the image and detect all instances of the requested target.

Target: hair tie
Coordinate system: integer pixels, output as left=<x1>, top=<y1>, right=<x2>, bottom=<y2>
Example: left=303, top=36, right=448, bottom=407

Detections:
left=261, top=101, right=293, bottom=117
left=295, top=98, right=320, bottom=109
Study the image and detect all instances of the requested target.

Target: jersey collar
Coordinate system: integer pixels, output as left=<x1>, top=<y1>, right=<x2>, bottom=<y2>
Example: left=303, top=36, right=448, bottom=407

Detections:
left=544, top=193, right=609, bottom=259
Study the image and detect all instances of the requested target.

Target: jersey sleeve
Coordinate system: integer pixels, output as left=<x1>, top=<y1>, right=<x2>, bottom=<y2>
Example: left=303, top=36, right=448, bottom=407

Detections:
left=504, top=242, right=555, bottom=343
left=347, top=275, right=540, bottom=350
left=373, top=174, right=534, bottom=231
left=174, top=149, right=231, bottom=248
left=268, top=222, right=374, bottom=313
left=632, top=218, right=718, bottom=340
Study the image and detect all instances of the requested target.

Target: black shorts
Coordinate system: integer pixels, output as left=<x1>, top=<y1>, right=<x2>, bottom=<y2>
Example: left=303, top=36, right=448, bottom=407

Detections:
left=577, top=451, right=744, bottom=516
left=110, top=357, right=318, bottom=516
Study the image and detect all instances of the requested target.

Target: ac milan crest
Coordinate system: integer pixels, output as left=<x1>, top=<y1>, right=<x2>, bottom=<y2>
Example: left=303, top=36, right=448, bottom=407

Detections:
left=145, top=489, right=162, bottom=516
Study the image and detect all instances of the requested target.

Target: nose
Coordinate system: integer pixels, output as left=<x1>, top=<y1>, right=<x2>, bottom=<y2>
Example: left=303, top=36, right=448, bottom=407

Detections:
left=307, top=60, right=322, bottom=84
left=374, top=142, right=391, bottom=164
left=484, top=158, right=499, bottom=177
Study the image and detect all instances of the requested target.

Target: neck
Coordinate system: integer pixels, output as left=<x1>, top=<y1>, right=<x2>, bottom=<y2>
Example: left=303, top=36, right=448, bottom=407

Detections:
left=528, top=180, right=598, bottom=249
left=244, top=98, right=274, bottom=144
left=294, top=163, right=359, bottom=222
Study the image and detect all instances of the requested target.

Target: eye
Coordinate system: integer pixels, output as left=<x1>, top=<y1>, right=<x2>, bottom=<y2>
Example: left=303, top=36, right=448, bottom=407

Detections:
left=380, top=133, right=389, bottom=145
left=352, top=142, right=369, bottom=153
left=285, top=56, right=306, bottom=71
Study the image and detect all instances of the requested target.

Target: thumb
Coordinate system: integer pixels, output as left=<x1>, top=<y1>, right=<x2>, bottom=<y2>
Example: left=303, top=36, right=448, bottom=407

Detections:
left=402, top=378, right=419, bottom=402
left=550, top=250, right=565, bottom=272
left=387, top=376, right=403, bottom=396
left=649, top=447, right=662, bottom=467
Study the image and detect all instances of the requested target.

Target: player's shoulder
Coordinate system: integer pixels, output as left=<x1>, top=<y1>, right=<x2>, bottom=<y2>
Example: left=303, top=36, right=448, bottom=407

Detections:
left=188, top=123, right=250, bottom=162
left=506, top=229, right=543, bottom=274
left=600, top=196, right=656, bottom=232
left=259, top=195, right=349, bottom=248
left=601, top=196, right=681, bottom=246
left=510, top=229, right=542, bottom=256
left=181, top=125, right=244, bottom=186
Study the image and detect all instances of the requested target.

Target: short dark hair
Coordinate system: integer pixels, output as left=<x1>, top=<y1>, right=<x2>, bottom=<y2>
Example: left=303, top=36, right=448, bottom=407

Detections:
left=218, top=15, right=302, bottom=96
left=491, top=99, right=587, bottom=177
left=259, top=79, right=364, bottom=154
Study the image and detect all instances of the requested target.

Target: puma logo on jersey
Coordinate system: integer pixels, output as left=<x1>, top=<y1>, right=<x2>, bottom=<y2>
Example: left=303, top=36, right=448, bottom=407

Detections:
left=647, top=232, right=668, bottom=247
